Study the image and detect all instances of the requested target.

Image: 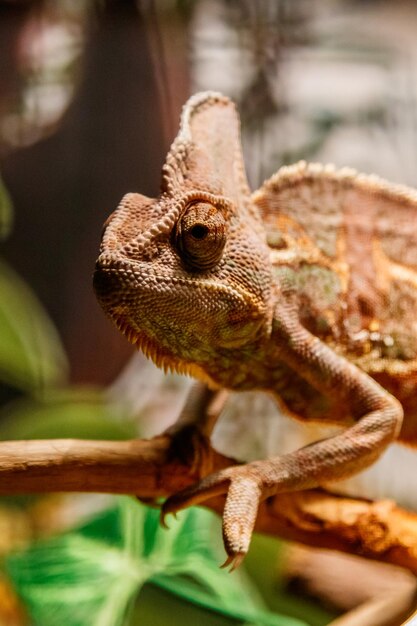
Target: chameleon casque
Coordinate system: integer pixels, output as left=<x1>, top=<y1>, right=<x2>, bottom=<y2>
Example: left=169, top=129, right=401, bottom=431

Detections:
left=94, top=92, right=417, bottom=576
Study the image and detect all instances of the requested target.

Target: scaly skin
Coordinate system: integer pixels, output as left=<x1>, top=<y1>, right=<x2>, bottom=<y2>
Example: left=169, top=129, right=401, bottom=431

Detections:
left=94, top=92, right=417, bottom=569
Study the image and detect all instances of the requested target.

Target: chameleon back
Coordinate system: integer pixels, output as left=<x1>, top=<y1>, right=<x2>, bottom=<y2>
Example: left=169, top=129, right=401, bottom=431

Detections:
left=254, top=162, right=417, bottom=442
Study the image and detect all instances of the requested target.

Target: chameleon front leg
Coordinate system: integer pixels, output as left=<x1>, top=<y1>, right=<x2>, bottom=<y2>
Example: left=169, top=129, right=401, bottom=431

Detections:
left=162, top=381, right=229, bottom=477
left=162, top=303, right=403, bottom=568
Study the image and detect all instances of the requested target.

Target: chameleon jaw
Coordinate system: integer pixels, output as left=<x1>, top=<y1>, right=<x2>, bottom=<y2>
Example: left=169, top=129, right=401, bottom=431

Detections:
left=112, top=314, right=217, bottom=385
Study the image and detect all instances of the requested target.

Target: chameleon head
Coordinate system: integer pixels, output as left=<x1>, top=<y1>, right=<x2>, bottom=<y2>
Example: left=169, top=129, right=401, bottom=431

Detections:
left=94, top=188, right=273, bottom=376
left=94, top=91, right=274, bottom=378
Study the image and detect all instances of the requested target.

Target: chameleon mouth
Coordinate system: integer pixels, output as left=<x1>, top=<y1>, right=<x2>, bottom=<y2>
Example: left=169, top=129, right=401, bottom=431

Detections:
left=112, top=314, right=217, bottom=385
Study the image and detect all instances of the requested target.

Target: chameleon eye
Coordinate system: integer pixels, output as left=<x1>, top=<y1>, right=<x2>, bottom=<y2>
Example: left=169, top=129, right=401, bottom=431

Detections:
left=175, top=202, right=227, bottom=271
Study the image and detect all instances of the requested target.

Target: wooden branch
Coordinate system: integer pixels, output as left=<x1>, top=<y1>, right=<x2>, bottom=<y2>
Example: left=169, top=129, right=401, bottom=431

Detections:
left=1, top=436, right=417, bottom=573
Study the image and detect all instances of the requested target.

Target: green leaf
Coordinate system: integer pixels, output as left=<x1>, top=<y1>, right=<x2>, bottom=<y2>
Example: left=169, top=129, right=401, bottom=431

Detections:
left=0, top=259, right=68, bottom=392
left=0, top=388, right=134, bottom=441
left=0, top=174, right=13, bottom=241
left=6, top=498, right=309, bottom=626
left=7, top=532, right=142, bottom=626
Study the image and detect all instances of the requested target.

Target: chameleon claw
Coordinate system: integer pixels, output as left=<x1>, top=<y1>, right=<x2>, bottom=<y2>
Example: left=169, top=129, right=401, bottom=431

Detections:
left=220, top=555, right=235, bottom=569
left=160, top=510, right=170, bottom=529
left=220, top=552, right=245, bottom=572
left=228, top=552, right=245, bottom=572
left=160, top=504, right=179, bottom=529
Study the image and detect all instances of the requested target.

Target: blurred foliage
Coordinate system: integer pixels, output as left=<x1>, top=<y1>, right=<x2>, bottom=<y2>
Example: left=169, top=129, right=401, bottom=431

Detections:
left=6, top=498, right=308, bottom=626
left=0, top=388, right=133, bottom=441
left=0, top=260, right=68, bottom=394
left=0, top=170, right=66, bottom=395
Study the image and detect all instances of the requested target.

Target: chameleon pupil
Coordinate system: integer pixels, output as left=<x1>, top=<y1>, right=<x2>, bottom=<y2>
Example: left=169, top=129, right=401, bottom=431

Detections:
left=190, top=224, right=209, bottom=240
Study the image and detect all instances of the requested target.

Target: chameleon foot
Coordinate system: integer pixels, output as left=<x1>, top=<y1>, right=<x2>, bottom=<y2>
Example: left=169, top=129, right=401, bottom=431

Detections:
left=161, top=464, right=264, bottom=569
left=164, top=423, right=214, bottom=477
left=136, top=426, right=213, bottom=509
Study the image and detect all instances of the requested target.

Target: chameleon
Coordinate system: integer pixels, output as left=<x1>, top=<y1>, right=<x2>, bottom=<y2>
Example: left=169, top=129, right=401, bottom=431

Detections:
left=93, top=91, right=417, bottom=579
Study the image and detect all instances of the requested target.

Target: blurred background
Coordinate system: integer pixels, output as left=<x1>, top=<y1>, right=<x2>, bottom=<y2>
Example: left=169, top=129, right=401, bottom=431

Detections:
left=1, top=1, right=417, bottom=624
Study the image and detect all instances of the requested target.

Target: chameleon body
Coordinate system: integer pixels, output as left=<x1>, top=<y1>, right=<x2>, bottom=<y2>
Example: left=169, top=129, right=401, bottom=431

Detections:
left=94, top=92, right=417, bottom=569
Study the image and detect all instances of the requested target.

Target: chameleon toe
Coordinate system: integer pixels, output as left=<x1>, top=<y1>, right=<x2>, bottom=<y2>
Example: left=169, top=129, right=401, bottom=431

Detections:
left=220, top=553, right=246, bottom=572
